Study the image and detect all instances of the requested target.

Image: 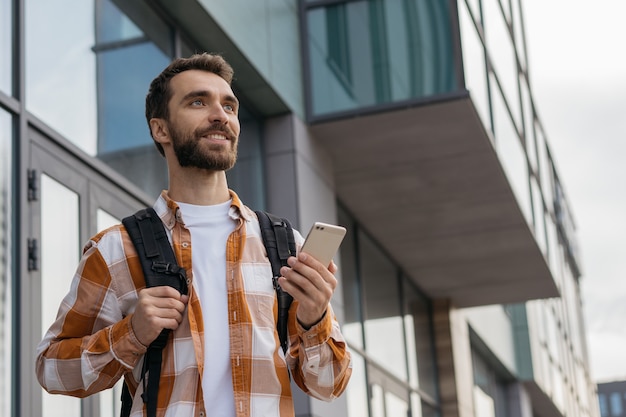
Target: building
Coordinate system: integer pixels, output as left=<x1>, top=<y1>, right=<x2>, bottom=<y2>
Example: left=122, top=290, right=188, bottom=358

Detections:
left=0, top=1, right=600, bottom=416
left=598, top=381, right=626, bottom=417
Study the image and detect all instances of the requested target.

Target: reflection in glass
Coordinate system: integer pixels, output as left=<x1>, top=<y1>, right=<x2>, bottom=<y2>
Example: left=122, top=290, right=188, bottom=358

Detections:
left=26, top=0, right=98, bottom=154
left=492, top=81, right=530, bottom=223
left=40, top=174, right=81, bottom=416
left=306, top=0, right=457, bottom=118
left=458, top=5, right=491, bottom=133
left=360, top=232, right=407, bottom=381
left=0, top=109, right=12, bottom=417
left=370, top=384, right=384, bottom=417
left=483, top=0, right=520, bottom=128
left=337, top=207, right=363, bottom=349
left=345, top=351, right=369, bottom=417
left=386, top=391, right=408, bottom=417
left=0, top=0, right=12, bottom=93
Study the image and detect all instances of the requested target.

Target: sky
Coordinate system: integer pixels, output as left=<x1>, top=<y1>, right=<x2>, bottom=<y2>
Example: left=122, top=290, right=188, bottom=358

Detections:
left=523, top=1, right=626, bottom=382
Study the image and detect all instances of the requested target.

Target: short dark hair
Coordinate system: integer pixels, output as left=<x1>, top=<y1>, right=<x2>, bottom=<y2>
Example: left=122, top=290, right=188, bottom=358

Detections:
left=145, top=53, right=235, bottom=156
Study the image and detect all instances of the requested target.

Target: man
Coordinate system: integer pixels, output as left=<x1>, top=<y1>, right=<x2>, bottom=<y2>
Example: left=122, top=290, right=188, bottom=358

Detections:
left=36, top=53, right=352, bottom=417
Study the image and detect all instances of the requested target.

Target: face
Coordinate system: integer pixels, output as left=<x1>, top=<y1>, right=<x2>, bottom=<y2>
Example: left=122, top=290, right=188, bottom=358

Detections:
left=162, top=70, right=241, bottom=171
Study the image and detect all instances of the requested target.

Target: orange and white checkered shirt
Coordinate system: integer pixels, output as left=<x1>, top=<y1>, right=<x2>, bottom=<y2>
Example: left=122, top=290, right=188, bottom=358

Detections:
left=36, top=190, right=352, bottom=417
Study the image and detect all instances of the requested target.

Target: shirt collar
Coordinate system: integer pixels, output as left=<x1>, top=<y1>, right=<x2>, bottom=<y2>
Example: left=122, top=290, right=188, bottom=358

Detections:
left=153, top=189, right=253, bottom=229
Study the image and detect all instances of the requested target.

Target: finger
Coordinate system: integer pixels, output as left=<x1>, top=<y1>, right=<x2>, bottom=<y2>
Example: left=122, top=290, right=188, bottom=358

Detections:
left=141, top=285, right=183, bottom=299
left=296, top=253, right=337, bottom=288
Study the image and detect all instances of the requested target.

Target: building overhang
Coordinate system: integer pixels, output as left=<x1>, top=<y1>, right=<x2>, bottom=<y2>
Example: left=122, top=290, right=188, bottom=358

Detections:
left=310, top=94, right=559, bottom=307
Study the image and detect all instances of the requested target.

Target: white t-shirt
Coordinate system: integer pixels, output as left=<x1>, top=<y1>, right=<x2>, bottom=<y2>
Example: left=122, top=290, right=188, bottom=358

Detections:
left=177, top=200, right=237, bottom=416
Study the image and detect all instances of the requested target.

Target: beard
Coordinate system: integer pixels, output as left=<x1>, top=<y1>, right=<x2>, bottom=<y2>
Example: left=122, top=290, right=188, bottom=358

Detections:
left=168, top=121, right=239, bottom=171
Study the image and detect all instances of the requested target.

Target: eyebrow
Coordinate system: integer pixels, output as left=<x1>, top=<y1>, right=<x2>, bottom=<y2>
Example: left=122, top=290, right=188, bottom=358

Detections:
left=180, top=90, right=239, bottom=107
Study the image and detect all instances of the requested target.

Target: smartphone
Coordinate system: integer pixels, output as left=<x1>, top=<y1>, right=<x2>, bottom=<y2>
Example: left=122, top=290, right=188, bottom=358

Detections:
left=301, top=222, right=347, bottom=266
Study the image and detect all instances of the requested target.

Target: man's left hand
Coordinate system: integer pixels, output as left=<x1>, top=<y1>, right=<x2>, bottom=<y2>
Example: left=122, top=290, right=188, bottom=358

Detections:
left=278, top=253, right=337, bottom=329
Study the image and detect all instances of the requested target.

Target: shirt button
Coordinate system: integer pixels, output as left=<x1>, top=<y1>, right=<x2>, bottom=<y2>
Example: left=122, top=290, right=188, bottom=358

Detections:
left=182, top=242, right=189, bottom=248
left=199, top=412, right=205, bottom=417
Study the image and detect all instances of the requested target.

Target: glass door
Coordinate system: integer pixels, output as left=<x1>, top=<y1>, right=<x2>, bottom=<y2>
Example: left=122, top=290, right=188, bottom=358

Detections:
left=23, top=131, right=149, bottom=417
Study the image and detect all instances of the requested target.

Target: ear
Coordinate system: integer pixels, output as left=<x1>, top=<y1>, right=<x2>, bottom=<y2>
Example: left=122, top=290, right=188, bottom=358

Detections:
left=149, top=118, right=169, bottom=146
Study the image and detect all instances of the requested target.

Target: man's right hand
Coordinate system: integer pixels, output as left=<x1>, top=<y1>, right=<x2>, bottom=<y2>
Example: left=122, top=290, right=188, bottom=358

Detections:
left=131, top=286, right=189, bottom=346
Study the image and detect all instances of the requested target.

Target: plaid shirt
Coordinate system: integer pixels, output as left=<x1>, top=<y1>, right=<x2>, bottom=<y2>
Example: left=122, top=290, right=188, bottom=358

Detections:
left=36, top=190, right=352, bottom=417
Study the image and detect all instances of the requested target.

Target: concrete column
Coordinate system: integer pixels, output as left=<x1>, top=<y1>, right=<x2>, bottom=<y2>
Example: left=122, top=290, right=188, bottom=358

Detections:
left=264, top=113, right=349, bottom=417
left=433, top=299, right=475, bottom=417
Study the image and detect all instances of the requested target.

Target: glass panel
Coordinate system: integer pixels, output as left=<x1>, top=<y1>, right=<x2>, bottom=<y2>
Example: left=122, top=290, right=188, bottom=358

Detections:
left=306, top=0, right=457, bottom=118
left=26, top=0, right=175, bottom=198
left=403, top=279, right=437, bottom=398
left=0, top=109, right=12, bottom=417
left=458, top=3, right=491, bottom=133
left=0, top=0, right=11, bottom=93
left=92, top=0, right=172, bottom=198
left=385, top=391, right=408, bottom=417
left=40, top=174, right=81, bottom=416
left=360, top=232, right=407, bottom=381
left=26, top=0, right=98, bottom=154
left=599, top=394, right=608, bottom=417
left=483, top=0, right=521, bottom=129
left=473, top=385, right=496, bottom=417
left=337, top=207, right=363, bottom=349
left=511, top=1, right=527, bottom=70
left=492, top=79, right=531, bottom=223
left=370, top=384, right=384, bottom=417
left=520, top=76, right=536, bottom=172
left=531, top=177, right=546, bottom=254
left=345, top=351, right=369, bottom=417
left=96, top=208, right=123, bottom=417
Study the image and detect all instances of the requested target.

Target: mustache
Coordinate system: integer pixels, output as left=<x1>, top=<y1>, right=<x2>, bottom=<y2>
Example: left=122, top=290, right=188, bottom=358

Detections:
left=195, top=123, right=237, bottom=141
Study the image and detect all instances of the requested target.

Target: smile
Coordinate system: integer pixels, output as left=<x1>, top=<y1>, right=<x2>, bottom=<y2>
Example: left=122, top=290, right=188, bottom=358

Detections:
left=203, top=133, right=229, bottom=141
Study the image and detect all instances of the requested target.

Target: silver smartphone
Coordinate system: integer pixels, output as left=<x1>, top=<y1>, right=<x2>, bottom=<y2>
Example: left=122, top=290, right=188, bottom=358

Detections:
left=301, top=222, right=347, bottom=266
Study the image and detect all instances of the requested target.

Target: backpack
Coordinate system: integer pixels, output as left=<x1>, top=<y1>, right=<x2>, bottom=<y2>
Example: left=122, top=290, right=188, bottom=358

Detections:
left=119, top=208, right=296, bottom=417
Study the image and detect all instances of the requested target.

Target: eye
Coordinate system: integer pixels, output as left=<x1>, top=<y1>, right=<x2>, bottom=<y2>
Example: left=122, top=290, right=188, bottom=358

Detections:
left=223, top=103, right=235, bottom=112
left=190, top=99, right=204, bottom=106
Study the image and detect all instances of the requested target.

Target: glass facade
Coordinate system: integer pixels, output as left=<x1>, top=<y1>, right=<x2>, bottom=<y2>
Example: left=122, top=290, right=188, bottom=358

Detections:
left=458, top=0, right=580, bottom=277
left=338, top=206, right=439, bottom=417
left=304, top=0, right=458, bottom=119
left=0, top=0, right=11, bottom=94
left=0, top=108, right=12, bottom=417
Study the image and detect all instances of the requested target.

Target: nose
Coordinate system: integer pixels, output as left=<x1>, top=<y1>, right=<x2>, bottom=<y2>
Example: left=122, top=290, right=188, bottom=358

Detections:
left=209, top=102, right=228, bottom=125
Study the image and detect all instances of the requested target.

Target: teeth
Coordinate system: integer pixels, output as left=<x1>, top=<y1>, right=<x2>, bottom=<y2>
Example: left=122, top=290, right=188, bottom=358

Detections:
left=207, top=134, right=226, bottom=140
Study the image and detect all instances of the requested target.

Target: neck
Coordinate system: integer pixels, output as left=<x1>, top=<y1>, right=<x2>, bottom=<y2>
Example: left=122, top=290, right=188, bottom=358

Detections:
left=167, top=166, right=231, bottom=206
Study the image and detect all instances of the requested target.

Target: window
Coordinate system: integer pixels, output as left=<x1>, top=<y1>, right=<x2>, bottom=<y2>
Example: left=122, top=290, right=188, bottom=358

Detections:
left=338, top=207, right=439, bottom=416
left=599, top=393, right=608, bottom=417
left=304, top=0, right=459, bottom=119
left=611, top=392, right=623, bottom=416
left=472, top=348, right=510, bottom=417
left=0, top=0, right=11, bottom=94
left=0, top=108, right=12, bottom=417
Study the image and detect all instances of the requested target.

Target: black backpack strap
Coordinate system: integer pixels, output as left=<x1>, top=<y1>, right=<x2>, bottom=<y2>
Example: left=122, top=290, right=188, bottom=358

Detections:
left=121, top=208, right=188, bottom=417
left=255, top=211, right=296, bottom=354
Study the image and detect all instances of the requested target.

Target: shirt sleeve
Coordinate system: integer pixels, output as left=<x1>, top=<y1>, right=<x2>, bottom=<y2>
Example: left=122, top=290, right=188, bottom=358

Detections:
left=286, top=302, right=353, bottom=401
left=35, top=234, right=147, bottom=397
